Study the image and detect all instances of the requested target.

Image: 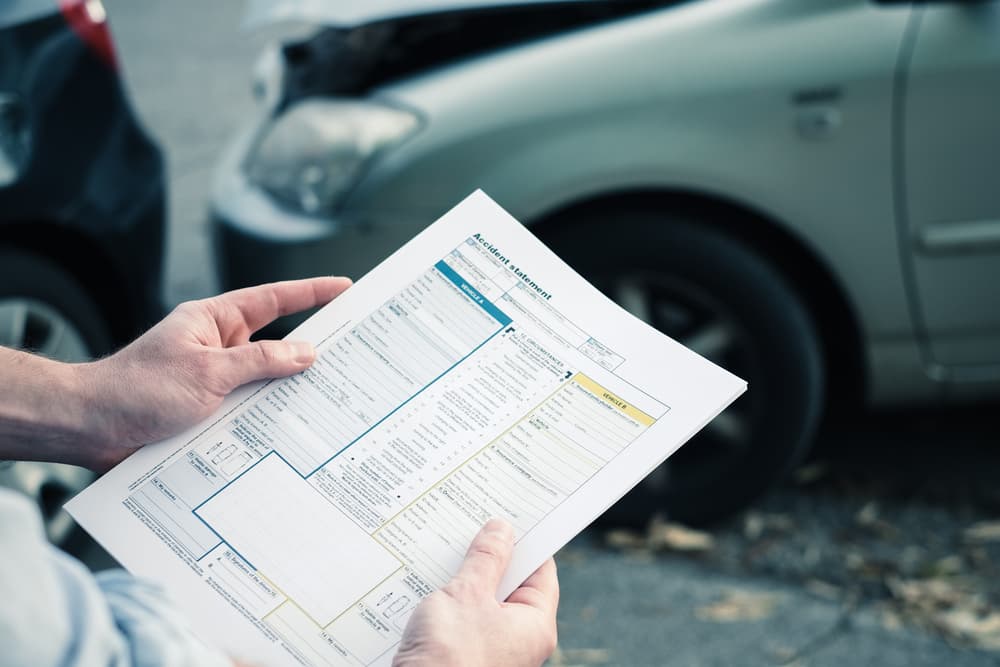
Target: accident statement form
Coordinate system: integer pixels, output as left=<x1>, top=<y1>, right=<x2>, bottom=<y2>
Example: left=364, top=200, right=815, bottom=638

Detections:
left=67, top=190, right=746, bottom=667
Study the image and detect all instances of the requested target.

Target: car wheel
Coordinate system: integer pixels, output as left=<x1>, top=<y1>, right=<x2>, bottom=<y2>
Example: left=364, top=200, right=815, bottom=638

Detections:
left=537, top=210, right=824, bottom=526
left=0, top=249, right=113, bottom=544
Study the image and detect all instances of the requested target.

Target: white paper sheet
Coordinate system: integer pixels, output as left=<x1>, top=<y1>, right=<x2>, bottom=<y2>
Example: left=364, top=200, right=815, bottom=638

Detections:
left=67, top=191, right=746, bottom=666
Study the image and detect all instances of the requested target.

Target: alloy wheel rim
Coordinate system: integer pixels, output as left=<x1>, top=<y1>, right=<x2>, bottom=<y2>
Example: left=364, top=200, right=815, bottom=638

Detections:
left=0, top=298, right=91, bottom=362
left=606, top=273, right=761, bottom=496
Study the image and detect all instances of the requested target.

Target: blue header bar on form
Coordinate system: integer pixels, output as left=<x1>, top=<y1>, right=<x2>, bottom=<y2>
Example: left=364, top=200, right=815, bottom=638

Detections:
left=434, top=260, right=512, bottom=326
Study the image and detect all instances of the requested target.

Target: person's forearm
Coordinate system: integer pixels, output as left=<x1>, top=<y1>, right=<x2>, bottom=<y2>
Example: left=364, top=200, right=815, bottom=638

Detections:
left=0, top=278, right=351, bottom=472
left=0, top=347, right=105, bottom=468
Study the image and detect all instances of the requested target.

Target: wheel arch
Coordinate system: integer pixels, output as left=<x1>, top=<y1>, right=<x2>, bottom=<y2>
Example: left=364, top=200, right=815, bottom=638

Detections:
left=527, top=188, right=869, bottom=414
left=0, top=222, right=141, bottom=349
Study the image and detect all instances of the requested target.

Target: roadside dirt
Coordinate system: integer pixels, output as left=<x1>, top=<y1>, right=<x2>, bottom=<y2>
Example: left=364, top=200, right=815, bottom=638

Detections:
left=601, top=407, right=1000, bottom=652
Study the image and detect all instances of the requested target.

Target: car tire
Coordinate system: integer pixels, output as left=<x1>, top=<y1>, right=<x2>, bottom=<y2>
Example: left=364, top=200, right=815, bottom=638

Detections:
left=0, top=249, right=113, bottom=544
left=537, top=210, right=824, bottom=526
left=0, top=249, right=113, bottom=358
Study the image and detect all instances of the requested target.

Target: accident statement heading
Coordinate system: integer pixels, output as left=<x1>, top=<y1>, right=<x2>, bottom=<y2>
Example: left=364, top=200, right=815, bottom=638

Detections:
left=67, top=190, right=746, bottom=667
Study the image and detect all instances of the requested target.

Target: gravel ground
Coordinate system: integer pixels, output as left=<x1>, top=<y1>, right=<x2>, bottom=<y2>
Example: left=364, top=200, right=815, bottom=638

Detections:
left=570, top=407, right=1000, bottom=664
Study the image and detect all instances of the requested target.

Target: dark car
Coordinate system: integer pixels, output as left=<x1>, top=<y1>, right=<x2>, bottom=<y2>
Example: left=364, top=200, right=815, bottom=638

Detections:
left=0, top=0, right=166, bottom=543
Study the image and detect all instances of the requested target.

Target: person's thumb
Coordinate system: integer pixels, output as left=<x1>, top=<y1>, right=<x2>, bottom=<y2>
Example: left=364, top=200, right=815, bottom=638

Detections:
left=452, top=519, right=514, bottom=597
left=220, top=339, right=316, bottom=388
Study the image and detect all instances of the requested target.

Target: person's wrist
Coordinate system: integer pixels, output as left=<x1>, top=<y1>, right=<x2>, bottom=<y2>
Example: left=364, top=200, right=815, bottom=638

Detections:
left=56, top=359, right=113, bottom=469
left=0, top=348, right=111, bottom=469
left=72, top=355, right=138, bottom=469
left=44, top=355, right=136, bottom=471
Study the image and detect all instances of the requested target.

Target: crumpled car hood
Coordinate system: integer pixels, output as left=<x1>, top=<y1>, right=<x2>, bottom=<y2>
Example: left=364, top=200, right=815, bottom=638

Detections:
left=257, top=0, right=680, bottom=99
left=245, top=0, right=604, bottom=28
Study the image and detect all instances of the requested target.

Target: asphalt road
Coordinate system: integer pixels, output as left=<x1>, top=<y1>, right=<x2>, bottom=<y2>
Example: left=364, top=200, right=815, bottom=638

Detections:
left=103, top=2, right=1000, bottom=665
left=554, top=538, right=989, bottom=667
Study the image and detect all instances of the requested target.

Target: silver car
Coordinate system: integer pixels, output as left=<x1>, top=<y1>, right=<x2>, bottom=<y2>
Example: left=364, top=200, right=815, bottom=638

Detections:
left=212, top=0, right=1000, bottom=524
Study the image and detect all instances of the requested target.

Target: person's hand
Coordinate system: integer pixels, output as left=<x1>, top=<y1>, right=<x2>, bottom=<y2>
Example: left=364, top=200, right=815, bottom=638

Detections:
left=393, top=519, right=559, bottom=667
left=76, top=277, right=351, bottom=470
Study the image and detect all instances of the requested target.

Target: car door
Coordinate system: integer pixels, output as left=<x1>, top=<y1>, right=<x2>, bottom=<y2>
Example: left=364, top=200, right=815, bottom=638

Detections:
left=900, top=1, right=1000, bottom=376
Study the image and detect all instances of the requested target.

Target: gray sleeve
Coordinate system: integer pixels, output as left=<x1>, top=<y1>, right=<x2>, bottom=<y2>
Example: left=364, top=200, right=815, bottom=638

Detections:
left=0, top=489, right=231, bottom=667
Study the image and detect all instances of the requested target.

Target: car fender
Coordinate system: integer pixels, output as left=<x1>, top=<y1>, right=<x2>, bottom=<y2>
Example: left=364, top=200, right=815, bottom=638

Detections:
left=354, top=0, right=914, bottom=343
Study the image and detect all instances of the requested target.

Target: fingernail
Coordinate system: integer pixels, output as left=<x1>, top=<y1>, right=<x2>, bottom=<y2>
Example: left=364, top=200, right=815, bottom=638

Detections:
left=290, top=340, right=315, bottom=364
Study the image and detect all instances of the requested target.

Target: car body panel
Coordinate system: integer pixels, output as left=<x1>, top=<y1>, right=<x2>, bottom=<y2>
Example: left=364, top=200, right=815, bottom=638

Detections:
left=0, top=0, right=54, bottom=29
left=0, top=2, right=166, bottom=336
left=901, top=2, right=1000, bottom=374
left=348, top=2, right=912, bottom=344
left=245, top=0, right=631, bottom=28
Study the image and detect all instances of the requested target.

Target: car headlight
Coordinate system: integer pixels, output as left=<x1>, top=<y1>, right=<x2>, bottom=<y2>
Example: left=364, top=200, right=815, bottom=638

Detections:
left=243, top=99, right=420, bottom=215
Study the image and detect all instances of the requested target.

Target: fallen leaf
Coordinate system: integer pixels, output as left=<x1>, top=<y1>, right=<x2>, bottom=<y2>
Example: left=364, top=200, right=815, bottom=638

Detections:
left=929, top=555, right=964, bottom=577
left=804, top=579, right=840, bottom=601
left=964, top=520, right=1000, bottom=544
left=885, top=574, right=991, bottom=635
left=744, top=512, right=765, bottom=540
left=844, top=550, right=866, bottom=571
left=695, top=590, right=781, bottom=622
left=604, top=529, right=644, bottom=550
left=886, top=576, right=966, bottom=610
left=933, top=609, right=1000, bottom=651
left=849, top=501, right=899, bottom=539
left=856, top=502, right=879, bottom=527
left=881, top=607, right=903, bottom=632
left=647, top=518, right=714, bottom=552
left=743, top=512, right=794, bottom=540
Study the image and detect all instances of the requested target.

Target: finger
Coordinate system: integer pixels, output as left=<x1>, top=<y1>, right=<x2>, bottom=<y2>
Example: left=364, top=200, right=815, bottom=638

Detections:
left=453, top=519, right=514, bottom=596
left=213, top=277, right=352, bottom=337
left=505, top=557, right=559, bottom=614
left=218, top=339, right=316, bottom=389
